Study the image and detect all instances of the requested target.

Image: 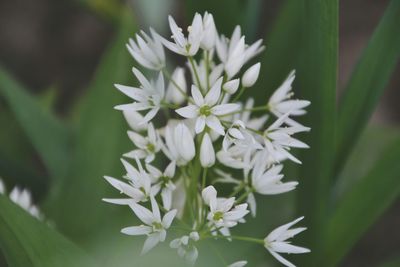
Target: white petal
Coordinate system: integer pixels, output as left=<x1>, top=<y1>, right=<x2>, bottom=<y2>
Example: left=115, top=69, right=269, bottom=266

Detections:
left=142, top=233, right=161, bottom=254
left=128, top=202, right=155, bottom=225
left=162, top=209, right=177, bottom=228
left=205, top=116, right=225, bottom=135
left=121, top=225, right=152, bottom=236
left=202, top=185, right=217, bottom=206
left=268, top=249, right=295, bottom=267
left=195, top=116, right=206, bottom=133
left=223, top=79, right=240, bottom=94
left=150, top=195, right=161, bottom=221
left=205, top=77, right=223, bottom=106
left=176, top=105, right=198, bottom=119
left=211, top=103, right=240, bottom=116
left=267, top=217, right=305, bottom=242
left=191, top=85, right=204, bottom=106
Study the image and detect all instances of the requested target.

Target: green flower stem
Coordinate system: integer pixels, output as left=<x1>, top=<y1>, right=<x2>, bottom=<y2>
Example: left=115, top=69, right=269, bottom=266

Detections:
left=188, top=56, right=203, bottom=92
left=204, top=50, right=211, bottom=90
left=162, top=69, right=191, bottom=102
left=203, top=234, right=265, bottom=245
left=232, top=86, right=246, bottom=102
left=235, top=188, right=254, bottom=203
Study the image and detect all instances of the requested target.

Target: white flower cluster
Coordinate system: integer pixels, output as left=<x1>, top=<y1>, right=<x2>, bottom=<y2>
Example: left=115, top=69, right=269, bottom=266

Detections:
left=0, top=178, right=43, bottom=220
left=103, top=12, right=310, bottom=266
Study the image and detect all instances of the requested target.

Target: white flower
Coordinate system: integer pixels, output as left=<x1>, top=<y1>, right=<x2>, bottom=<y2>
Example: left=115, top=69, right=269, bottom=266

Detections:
left=166, top=67, right=187, bottom=105
left=264, top=217, right=310, bottom=267
left=222, top=120, right=245, bottom=151
left=125, top=123, right=162, bottom=163
left=263, top=114, right=310, bottom=164
left=228, top=261, right=247, bottom=267
left=200, top=133, right=215, bottom=167
left=223, top=79, right=240, bottom=94
left=122, top=196, right=177, bottom=254
left=216, top=26, right=264, bottom=79
left=115, top=68, right=165, bottom=124
left=188, top=58, right=223, bottom=91
left=242, top=62, right=260, bottom=87
left=103, top=158, right=152, bottom=204
left=268, top=70, right=310, bottom=127
left=176, top=78, right=240, bottom=135
left=146, top=161, right=176, bottom=210
left=127, top=28, right=165, bottom=70
left=201, top=12, right=217, bottom=50
left=162, top=123, right=196, bottom=166
left=160, top=14, right=203, bottom=56
left=170, top=231, right=200, bottom=265
left=202, top=186, right=249, bottom=236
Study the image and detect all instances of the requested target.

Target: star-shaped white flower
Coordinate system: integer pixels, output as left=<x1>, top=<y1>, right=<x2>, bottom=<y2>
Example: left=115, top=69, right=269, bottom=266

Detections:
left=122, top=196, right=177, bottom=254
left=202, top=186, right=249, bottom=236
left=170, top=231, right=200, bottom=265
left=146, top=161, right=176, bottom=210
left=264, top=217, right=310, bottom=267
left=176, top=78, right=240, bottom=135
left=127, top=28, right=165, bottom=70
left=125, top=123, right=162, bottom=163
left=115, top=68, right=165, bottom=124
left=159, top=14, right=203, bottom=56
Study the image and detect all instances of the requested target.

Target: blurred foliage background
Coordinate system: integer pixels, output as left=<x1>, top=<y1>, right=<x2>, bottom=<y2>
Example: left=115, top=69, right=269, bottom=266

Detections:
left=0, top=0, right=399, bottom=266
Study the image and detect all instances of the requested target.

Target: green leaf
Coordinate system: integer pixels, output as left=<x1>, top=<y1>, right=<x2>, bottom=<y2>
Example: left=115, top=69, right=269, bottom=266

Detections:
left=253, top=0, right=302, bottom=103
left=324, top=136, right=400, bottom=267
left=0, top=196, right=97, bottom=267
left=0, top=67, right=70, bottom=180
left=377, top=257, right=400, bottom=267
left=47, top=9, right=137, bottom=241
left=294, top=0, right=338, bottom=265
left=336, top=0, right=400, bottom=174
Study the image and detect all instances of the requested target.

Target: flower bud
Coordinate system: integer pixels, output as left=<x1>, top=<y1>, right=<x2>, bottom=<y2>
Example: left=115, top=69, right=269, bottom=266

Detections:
left=223, top=79, right=240, bottom=94
left=166, top=67, right=187, bottom=105
left=200, top=133, right=215, bottom=167
left=242, top=62, right=260, bottom=87
left=201, top=12, right=217, bottom=50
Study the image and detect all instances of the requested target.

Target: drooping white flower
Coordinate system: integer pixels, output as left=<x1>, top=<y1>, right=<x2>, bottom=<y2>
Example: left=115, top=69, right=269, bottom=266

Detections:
left=122, top=196, right=177, bottom=254
left=264, top=217, right=310, bottom=267
left=160, top=14, right=203, bottom=56
left=146, top=161, right=176, bottom=210
left=170, top=231, right=200, bottom=265
left=268, top=70, right=311, bottom=127
left=228, top=261, right=247, bottom=267
left=127, top=28, right=165, bottom=70
left=201, top=12, right=217, bottom=50
left=176, top=78, right=240, bottom=135
left=103, top=158, right=153, bottom=205
left=200, top=133, right=215, bottom=167
left=115, top=68, right=165, bottom=124
left=125, top=123, right=162, bottom=163
left=162, top=123, right=196, bottom=166
left=202, top=186, right=249, bottom=236
left=166, top=67, right=187, bottom=105
left=242, top=62, right=260, bottom=87
left=222, top=120, right=245, bottom=151
left=216, top=26, right=264, bottom=79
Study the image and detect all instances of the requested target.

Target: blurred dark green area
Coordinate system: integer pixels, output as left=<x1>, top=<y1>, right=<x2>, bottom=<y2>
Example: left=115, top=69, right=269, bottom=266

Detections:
left=0, top=0, right=399, bottom=266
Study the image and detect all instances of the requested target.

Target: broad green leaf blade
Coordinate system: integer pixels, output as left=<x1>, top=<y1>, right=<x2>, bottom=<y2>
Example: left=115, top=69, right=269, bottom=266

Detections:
left=336, top=0, right=400, bottom=174
left=0, top=196, right=97, bottom=267
left=47, top=9, right=137, bottom=241
left=0, top=67, right=70, bottom=180
left=295, top=0, right=338, bottom=265
left=324, top=137, right=400, bottom=267
left=253, top=0, right=302, bottom=103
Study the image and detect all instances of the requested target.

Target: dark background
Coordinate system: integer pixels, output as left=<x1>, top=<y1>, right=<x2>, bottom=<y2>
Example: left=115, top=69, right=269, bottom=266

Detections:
left=0, top=0, right=398, bottom=266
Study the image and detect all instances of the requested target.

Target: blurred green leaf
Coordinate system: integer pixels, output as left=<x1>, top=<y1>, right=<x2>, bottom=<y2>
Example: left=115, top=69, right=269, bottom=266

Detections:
left=47, top=9, right=137, bottom=242
left=324, top=137, right=400, bottom=267
left=0, top=196, right=97, bottom=267
left=0, top=67, right=70, bottom=180
left=336, top=0, right=400, bottom=175
left=253, top=0, right=302, bottom=103
left=294, top=0, right=338, bottom=265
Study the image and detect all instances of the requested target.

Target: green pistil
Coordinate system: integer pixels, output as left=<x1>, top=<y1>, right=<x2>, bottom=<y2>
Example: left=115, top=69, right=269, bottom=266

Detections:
left=147, top=143, right=155, bottom=153
left=199, top=105, right=211, bottom=116
left=213, top=211, right=224, bottom=221
left=153, top=222, right=163, bottom=230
